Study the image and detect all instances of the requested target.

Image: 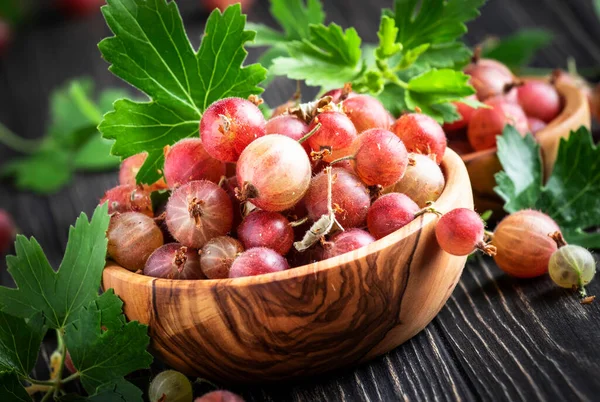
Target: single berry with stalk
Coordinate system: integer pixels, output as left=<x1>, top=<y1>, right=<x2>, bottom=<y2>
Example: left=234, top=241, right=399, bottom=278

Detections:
left=464, top=49, right=515, bottom=101
left=107, top=212, right=164, bottom=271
left=435, top=208, right=496, bottom=256
left=384, top=153, right=445, bottom=208
left=200, top=97, right=266, bottom=163
left=306, top=111, right=358, bottom=163
left=367, top=193, right=420, bottom=239
left=517, top=80, right=562, bottom=123
left=200, top=236, right=244, bottom=279
left=492, top=210, right=560, bottom=278
left=144, top=243, right=205, bottom=279
left=236, top=135, right=311, bottom=212
left=391, top=112, right=447, bottom=164
left=166, top=180, right=233, bottom=249
left=467, top=97, right=528, bottom=151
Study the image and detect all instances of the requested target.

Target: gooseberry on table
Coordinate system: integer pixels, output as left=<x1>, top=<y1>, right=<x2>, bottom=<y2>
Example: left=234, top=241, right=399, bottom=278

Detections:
left=148, top=370, right=193, bottom=402
left=435, top=208, right=496, bottom=256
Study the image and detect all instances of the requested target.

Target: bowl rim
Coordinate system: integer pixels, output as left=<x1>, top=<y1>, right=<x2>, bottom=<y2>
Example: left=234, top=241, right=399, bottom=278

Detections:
left=460, top=77, right=587, bottom=163
left=104, top=148, right=469, bottom=289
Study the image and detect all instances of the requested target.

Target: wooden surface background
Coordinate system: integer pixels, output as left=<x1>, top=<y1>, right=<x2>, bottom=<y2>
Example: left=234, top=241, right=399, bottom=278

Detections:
left=1, top=0, right=600, bottom=400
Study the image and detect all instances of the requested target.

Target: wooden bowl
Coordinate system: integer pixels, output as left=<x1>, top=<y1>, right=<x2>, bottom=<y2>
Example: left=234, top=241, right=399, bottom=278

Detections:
left=449, top=79, right=591, bottom=215
left=102, top=149, right=472, bottom=383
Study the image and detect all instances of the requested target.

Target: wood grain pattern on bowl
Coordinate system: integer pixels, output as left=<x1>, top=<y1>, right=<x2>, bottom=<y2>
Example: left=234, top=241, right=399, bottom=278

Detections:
left=102, top=149, right=472, bottom=383
left=450, top=79, right=591, bottom=215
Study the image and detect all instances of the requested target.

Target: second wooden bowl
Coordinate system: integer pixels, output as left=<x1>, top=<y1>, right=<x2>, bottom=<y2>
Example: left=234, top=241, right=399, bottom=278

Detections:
left=102, top=149, right=472, bottom=383
left=449, top=79, right=590, bottom=215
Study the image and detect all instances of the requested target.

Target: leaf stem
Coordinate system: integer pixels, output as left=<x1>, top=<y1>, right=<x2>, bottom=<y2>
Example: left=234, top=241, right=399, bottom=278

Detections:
left=329, top=155, right=355, bottom=165
left=70, top=82, right=103, bottom=124
left=53, top=329, right=67, bottom=397
left=26, top=378, right=57, bottom=387
left=25, top=384, right=53, bottom=395
left=0, top=121, right=42, bottom=154
left=62, top=372, right=81, bottom=384
left=41, top=388, right=54, bottom=402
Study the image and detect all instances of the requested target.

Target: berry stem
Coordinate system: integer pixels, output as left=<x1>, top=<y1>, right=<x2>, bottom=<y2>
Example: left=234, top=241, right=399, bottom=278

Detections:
left=414, top=201, right=443, bottom=218
left=290, top=216, right=309, bottom=227
left=476, top=241, right=497, bottom=257
left=329, top=155, right=355, bottom=164
left=298, top=122, right=322, bottom=144
left=549, top=231, right=567, bottom=248
left=0, top=121, right=42, bottom=154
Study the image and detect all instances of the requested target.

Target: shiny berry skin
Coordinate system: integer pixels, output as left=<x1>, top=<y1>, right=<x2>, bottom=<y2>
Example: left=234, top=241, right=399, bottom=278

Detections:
left=323, top=87, right=354, bottom=103
left=391, top=113, right=447, bottom=164
left=367, top=193, right=419, bottom=239
left=322, top=229, right=375, bottom=260
left=307, top=111, right=358, bottom=162
left=527, top=117, right=547, bottom=134
left=229, top=247, right=289, bottom=278
left=236, top=135, right=311, bottom=211
left=107, top=212, right=164, bottom=271
left=492, top=210, right=560, bottom=278
left=200, top=236, right=244, bottom=279
left=195, top=390, right=245, bottom=402
left=442, top=95, right=477, bottom=132
left=119, top=153, right=168, bottom=191
left=384, top=153, right=445, bottom=208
left=166, top=180, right=233, bottom=249
left=304, top=168, right=370, bottom=229
left=517, top=80, right=562, bottom=123
left=0, top=209, right=15, bottom=254
left=100, top=184, right=153, bottom=217
left=467, top=98, right=528, bottom=151
left=144, top=243, right=204, bottom=280
left=342, top=95, right=390, bottom=133
left=464, top=58, right=514, bottom=101
left=164, top=138, right=225, bottom=188
left=237, top=211, right=294, bottom=255
left=265, top=115, right=310, bottom=154
left=148, top=370, right=193, bottom=402
left=435, top=208, right=485, bottom=256
left=200, top=97, right=266, bottom=162
left=350, top=128, right=408, bottom=187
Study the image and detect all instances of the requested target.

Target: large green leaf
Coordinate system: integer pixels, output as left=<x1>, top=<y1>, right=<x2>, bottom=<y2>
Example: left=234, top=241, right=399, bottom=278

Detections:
left=0, top=313, right=46, bottom=377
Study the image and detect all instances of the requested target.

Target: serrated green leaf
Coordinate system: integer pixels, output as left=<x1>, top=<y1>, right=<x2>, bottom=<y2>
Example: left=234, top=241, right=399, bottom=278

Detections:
left=64, top=292, right=152, bottom=394
left=494, top=126, right=600, bottom=248
left=0, top=371, right=30, bottom=402
left=393, top=0, right=485, bottom=50
left=415, top=42, right=472, bottom=69
left=99, top=1, right=266, bottom=184
left=270, top=0, right=325, bottom=40
left=482, top=29, right=553, bottom=70
left=0, top=313, right=46, bottom=377
left=271, top=23, right=363, bottom=89
left=245, top=22, right=287, bottom=46
left=407, top=69, right=474, bottom=97
left=74, top=136, right=120, bottom=171
left=1, top=148, right=73, bottom=194
left=376, top=16, right=402, bottom=60
left=0, top=204, right=110, bottom=329
left=353, top=70, right=385, bottom=95
left=377, top=84, right=407, bottom=117
left=398, top=43, right=430, bottom=69
left=494, top=126, right=542, bottom=211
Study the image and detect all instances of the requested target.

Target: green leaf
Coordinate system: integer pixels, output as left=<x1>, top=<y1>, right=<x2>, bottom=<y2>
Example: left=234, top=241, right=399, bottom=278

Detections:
left=0, top=371, right=30, bottom=402
left=398, top=43, right=430, bottom=69
left=270, top=0, right=325, bottom=40
left=0, top=204, right=110, bottom=329
left=245, top=22, right=287, bottom=46
left=494, top=126, right=600, bottom=248
left=1, top=148, right=73, bottom=194
left=271, top=23, right=363, bottom=88
left=59, top=380, right=143, bottom=402
left=393, top=0, right=485, bottom=50
left=494, top=126, right=542, bottom=211
left=64, top=291, right=152, bottom=394
left=73, top=136, right=120, bottom=171
left=416, top=42, right=472, bottom=69
left=99, top=1, right=266, bottom=185
left=377, top=84, right=408, bottom=117
left=354, top=70, right=385, bottom=95
left=376, top=16, right=402, bottom=60
left=482, top=29, right=554, bottom=70
left=404, top=69, right=475, bottom=117
left=0, top=313, right=46, bottom=377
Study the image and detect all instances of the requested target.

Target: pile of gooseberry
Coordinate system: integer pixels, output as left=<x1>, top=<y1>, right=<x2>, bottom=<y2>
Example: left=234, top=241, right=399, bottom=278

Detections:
left=101, top=90, right=454, bottom=280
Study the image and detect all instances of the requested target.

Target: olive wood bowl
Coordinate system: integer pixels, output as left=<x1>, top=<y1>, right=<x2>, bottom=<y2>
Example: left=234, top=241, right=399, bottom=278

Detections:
left=102, top=148, right=472, bottom=383
left=449, top=79, right=591, bottom=215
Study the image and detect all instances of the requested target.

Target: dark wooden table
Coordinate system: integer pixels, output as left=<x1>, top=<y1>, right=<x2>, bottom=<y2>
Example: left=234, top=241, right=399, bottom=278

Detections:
left=1, top=0, right=600, bottom=401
